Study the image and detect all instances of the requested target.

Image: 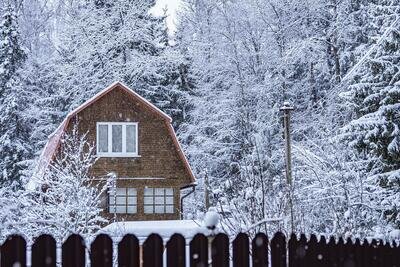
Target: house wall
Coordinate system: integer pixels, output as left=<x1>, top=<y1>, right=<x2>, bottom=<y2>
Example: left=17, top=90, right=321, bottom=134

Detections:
left=62, top=86, right=192, bottom=221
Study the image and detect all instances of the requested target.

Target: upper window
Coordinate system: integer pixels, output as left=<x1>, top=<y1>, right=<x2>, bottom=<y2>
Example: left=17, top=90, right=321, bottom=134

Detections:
left=97, top=122, right=138, bottom=157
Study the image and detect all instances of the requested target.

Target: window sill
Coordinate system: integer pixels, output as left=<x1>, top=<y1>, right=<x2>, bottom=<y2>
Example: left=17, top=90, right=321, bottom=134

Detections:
left=96, top=154, right=141, bottom=158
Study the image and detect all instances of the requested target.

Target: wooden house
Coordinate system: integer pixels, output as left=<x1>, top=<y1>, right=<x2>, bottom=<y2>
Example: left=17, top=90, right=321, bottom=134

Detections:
left=37, top=82, right=196, bottom=221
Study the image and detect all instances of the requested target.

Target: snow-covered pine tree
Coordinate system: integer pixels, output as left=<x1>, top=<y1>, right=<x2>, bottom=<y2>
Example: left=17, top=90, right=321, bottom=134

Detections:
left=0, top=4, right=31, bottom=186
left=342, top=1, right=400, bottom=227
left=0, top=4, right=25, bottom=89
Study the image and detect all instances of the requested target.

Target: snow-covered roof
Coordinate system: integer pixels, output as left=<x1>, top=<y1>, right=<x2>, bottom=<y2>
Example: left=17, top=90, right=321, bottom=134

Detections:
left=31, top=81, right=196, bottom=187
left=101, top=220, right=209, bottom=242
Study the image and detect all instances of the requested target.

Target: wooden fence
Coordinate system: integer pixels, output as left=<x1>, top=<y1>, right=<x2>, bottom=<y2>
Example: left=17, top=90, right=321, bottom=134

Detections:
left=1, top=232, right=399, bottom=267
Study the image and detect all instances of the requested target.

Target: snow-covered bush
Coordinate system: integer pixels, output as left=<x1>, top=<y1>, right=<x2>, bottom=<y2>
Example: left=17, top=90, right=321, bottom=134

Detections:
left=27, top=122, right=108, bottom=241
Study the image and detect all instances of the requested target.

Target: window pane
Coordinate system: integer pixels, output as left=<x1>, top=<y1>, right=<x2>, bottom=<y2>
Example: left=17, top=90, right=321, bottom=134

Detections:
left=109, top=206, right=115, bottom=213
left=116, top=206, right=126, bottom=213
left=155, top=197, right=164, bottom=204
left=127, top=197, right=137, bottom=205
left=116, top=196, right=126, bottom=205
left=109, top=196, right=115, bottom=205
left=116, top=188, right=126, bottom=195
left=144, top=188, right=153, bottom=196
left=155, top=206, right=164, bottom=213
left=127, top=188, right=137, bottom=196
left=112, top=125, right=122, bottom=152
left=165, top=205, right=174, bottom=213
left=155, top=188, right=164, bottom=195
left=165, top=188, right=173, bottom=196
left=165, top=196, right=174, bottom=205
left=126, top=125, right=137, bottom=153
left=144, top=197, right=153, bottom=205
left=144, top=205, right=153, bottom=214
left=98, top=125, right=108, bottom=152
left=127, top=206, right=137, bottom=214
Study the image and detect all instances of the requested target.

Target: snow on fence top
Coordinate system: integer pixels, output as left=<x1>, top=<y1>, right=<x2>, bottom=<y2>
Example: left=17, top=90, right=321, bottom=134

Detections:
left=101, top=220, right=210, bottom=242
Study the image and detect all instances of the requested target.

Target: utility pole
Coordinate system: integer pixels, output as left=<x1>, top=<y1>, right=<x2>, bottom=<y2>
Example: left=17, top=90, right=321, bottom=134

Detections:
left=280, top=102, right=294, bottom=232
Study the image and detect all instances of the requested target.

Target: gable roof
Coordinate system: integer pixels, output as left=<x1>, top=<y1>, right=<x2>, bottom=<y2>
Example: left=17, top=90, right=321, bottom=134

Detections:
left=34, top=81, right=195, bottom=186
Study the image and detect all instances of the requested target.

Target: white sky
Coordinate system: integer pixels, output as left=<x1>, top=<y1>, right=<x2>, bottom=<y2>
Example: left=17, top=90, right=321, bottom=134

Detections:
left=152, top=0, right=181, bottom=33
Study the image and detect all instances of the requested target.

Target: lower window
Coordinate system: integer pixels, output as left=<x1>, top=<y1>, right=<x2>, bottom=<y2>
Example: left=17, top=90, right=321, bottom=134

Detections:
left=144, top=188, right=174, bottom=214
left=109, top=188, right=137, bottom=214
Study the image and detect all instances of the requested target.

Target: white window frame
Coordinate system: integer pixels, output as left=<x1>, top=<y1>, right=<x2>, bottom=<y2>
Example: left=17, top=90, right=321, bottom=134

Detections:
left=96, top=122, right=139, bottom=157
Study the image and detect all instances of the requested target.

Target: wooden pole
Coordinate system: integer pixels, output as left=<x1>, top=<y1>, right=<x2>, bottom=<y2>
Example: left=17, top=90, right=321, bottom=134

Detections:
left=280, top=102, right=294, bottom=232
left=204, top=171, right=210, bottom=211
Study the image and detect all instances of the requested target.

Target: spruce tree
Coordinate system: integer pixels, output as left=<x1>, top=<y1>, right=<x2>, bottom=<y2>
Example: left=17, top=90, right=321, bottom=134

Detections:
left=0, top=5, right=30, bottom=186
left=342, top=2, right=400, bottom=227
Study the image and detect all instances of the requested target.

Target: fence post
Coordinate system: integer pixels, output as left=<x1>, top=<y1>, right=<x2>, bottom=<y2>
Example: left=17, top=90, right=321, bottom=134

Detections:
left=62, top=234, right=85, bottom=267
left=90, top=234, right=113, bottom=267
left=118, top=234, right=139, bottom=267
left=32, top=234, right=56, bottom=267
left=0, top=235, right=26, bottom=267
left=167, top=233, right=186, bottom=267
left=271, top=232, right=286, bottom=267
left=252, top=233, right=268, bottom=267
left=211, top=233, right=229, bottom=267
left=233, top=233, right=249, bottom=267
left=142, top=234, right=163, bottom=267
left=190, top=234, right=208, bottom=267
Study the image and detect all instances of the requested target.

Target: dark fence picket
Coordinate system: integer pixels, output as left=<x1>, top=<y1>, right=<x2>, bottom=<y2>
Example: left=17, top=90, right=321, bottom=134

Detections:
left=353, top=239, right=362, bottom=267
left=142, top=234, right=163, bottom=267
left=370, top=239, right=379, bottom=267
left=118, top=234, right=139, bottom=267
left=377, top=240, right=387, bottom=266
left=327, top=236, right=337, bottom=267
left=0, top=235, right=26, bottom=267
left=344, top=238, right=355, bottom=267
left=232, top=233, right=249, bottom=267
left=31, top=234, right=56, bottom=267
left=167, top=233, right=186, bottom=267
left=190, top=234, right=208, bottom=267
left=337, top=237, right=345, bottom=267
left=383, top=242, right=392, bottom=267
left=297, top=234, right=308, bottom=267
left=251, top=233, right=268, bottom=267
left=392, top=241, right=399, bottom=267
left=395, top=241, right=400, bottom=267
left=362, top=239, right=371, bottom=267
left=304, top=235, right=317, bottom=266
left=317, top=236, right=328, bottom=266
left=271, top=232, right=286, bottom=267
left=90, top=234, right=113, bottom=267
left=288, top=234, right=297, bottom=267
left=211, top=233, right=229, bottom=267
left=62, top=234, right=85, bottom=267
